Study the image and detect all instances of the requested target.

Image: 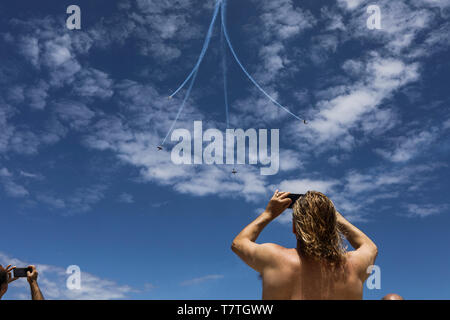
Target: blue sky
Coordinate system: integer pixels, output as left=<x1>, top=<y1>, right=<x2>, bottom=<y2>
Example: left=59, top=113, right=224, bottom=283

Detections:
left=0, top=0, right=449, bottom=300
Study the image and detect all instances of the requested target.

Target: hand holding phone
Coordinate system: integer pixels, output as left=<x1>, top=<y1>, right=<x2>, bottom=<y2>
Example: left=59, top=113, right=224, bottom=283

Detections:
left=13, top=267, right=32, bottom=278
left=287, top=194, right=304, bottom=208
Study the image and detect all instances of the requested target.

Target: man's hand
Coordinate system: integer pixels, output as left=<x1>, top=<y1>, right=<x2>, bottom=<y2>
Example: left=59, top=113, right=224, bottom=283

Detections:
left=0, top=264, right=19, bottom=300
left=335, top=210, right=346, bottom=226
left=231, top=190, right=291, bottom=273
left=27, top=265, right=38, bottom=284
left=27, top=265, right=44, bottom=300
left=334, top=211, right=378, bottom=281
left=5, top=265, right=19, bottom=284
left=264, top=190, right=292, bottom=219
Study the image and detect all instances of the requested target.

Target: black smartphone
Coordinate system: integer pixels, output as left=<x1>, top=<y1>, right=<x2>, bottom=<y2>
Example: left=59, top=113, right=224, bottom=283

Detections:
left=13, top=267, right=32, bottom=278
left=287, top=194, right=304, bottom=208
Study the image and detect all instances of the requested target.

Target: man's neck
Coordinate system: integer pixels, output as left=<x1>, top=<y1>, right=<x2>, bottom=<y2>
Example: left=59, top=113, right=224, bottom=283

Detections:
left=295, top=241, right=312, bottom=261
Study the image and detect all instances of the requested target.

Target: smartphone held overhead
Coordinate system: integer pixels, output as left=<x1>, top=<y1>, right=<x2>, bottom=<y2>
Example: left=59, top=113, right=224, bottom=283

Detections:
left=287, top=194, right=304, bottom=209
left=13, top=267, right=32, bottom=278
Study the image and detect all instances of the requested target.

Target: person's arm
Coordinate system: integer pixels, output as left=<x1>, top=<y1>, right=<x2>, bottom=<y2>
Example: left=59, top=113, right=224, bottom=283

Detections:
left=231, top=190, right=291, bottom=273
left=336, top=211, right=378, bottom=279
left=0, top=264, right=19, bottom=300
left=27, top=265, right=44, bottom=300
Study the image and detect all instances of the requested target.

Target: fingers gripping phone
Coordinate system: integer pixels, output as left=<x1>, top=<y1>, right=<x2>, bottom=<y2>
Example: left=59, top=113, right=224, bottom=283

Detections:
left=287, top=194, right=304, bottom=208
left=13, top=267, right=32, bottom=278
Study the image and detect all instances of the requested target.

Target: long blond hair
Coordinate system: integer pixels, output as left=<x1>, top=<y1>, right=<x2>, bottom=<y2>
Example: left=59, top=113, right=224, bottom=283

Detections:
left=292, top=191, right=346, bottom=265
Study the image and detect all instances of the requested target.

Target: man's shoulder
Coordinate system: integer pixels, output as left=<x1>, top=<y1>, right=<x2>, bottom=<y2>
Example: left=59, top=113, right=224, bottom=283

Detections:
left=344, top=250, right=374, bottom=279
left=257, top=243, right=292, bottom=259
left=259, top=243, right=300, bottom=263
left=259, top=242, right=290, bottom=251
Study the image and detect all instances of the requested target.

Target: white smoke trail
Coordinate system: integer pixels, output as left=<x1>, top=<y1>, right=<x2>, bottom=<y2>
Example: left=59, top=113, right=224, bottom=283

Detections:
left=162, top=69, right=200, bottom=145
left=161, top=0, right=222, bottom=145
left=169, top=0, right=222, bottom=98
left=221, top=21, right=230, bottom=128
left=220, top=0, right=304, bottom=122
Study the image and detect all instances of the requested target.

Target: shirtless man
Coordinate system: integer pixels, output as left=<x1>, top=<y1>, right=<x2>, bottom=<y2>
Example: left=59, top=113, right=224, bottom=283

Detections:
left=231, top=190, right=378, bottom=300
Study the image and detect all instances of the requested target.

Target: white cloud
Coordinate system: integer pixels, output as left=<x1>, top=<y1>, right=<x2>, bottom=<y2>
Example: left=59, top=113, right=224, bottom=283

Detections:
left=321, top=7, right=346, bottom=31
left=0, top=168, right=29, bottom=198
left=53, top=100, right=96, bottom=130
left=0, top=252, right=133, bottom=300
left=279, top=149, right=303, bottom=172
left=443, top=118, right=450, bottom=130
left=19, top=171, right=44, bottom=180
left=17, top=36, right=40, bottom=67
left=26, top=81, right=49, bottom=110
left=35, top=184, right=107, bottom=214
left=329, top=163, right=447, bottom=219
left=72, top=68, right=114, bottom=99
left=69, top=185, right=107, bottom=213
left=276, top=178, right=338, bottom=194
left=180, top=274, right=224, bottom=286
left=345, top=170, right=404, bottom=194
left=375, top=129, right=437, bottom=162
left=256, top=0, right=315, bottom=40
left=0, top=168, right=12, bottom=177
left=243, top=0, right=315, bottom=94
left=45, top=40, right=72, bottom=66
left=340, top=0, right=440, bottom=56
left=259, top=43, right=286, bottom=75
left=342, top=59, right=364, bottom=76
left=37, top=194, right=66, bottom=209
left=276, top=210, right=294, bottom=225
left=406, top=204, right=448, bottom=218
left=337, top=0, right=365, bottom=10
left=2, top=180, right=29, bottom=198
left=296, top=54, right=419, bottom=149
left=118, top=193, right=134, bottom=204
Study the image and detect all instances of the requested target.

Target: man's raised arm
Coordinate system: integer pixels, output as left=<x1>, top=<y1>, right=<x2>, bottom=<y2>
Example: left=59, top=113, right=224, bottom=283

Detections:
left=336, top=211, right=378, bottom=279
left=27, top=265, right=44, bottom=300
left=231, top=190, right=291, bottom=273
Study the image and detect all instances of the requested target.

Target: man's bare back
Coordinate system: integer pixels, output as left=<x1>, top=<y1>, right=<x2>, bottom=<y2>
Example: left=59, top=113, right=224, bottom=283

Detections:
left=232, top=191, right=377, bottom=300
left=260, top=246, right=364, bottom=300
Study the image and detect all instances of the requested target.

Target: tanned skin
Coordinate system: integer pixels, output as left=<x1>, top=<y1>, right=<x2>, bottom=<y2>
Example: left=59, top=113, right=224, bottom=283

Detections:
left=27, top=265, right=44, bottom=300
left=382, top=293, right=404, bottom=300
left=0, top=264, right=44, bottom=300
left=231, top=190, right=378, bottom=300
left=0, top=265, right=19, bottom=300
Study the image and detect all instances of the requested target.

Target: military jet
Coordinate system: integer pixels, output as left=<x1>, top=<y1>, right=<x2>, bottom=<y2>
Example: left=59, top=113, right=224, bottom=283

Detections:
left=157, top=146, right=163, bottom=151
left=303, top=119, right=308, bottom=125
left=232, top=168, right=237, bottom=174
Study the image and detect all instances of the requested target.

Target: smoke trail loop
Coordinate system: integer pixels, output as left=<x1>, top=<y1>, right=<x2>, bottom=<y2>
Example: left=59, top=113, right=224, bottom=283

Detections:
left=169, top=0, right=222, bottom=98
left=221, top=22, right=230, bottom=128
left=162, top=69, right=200, bottom=145
left=220, top=0, right=304, bottom=122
